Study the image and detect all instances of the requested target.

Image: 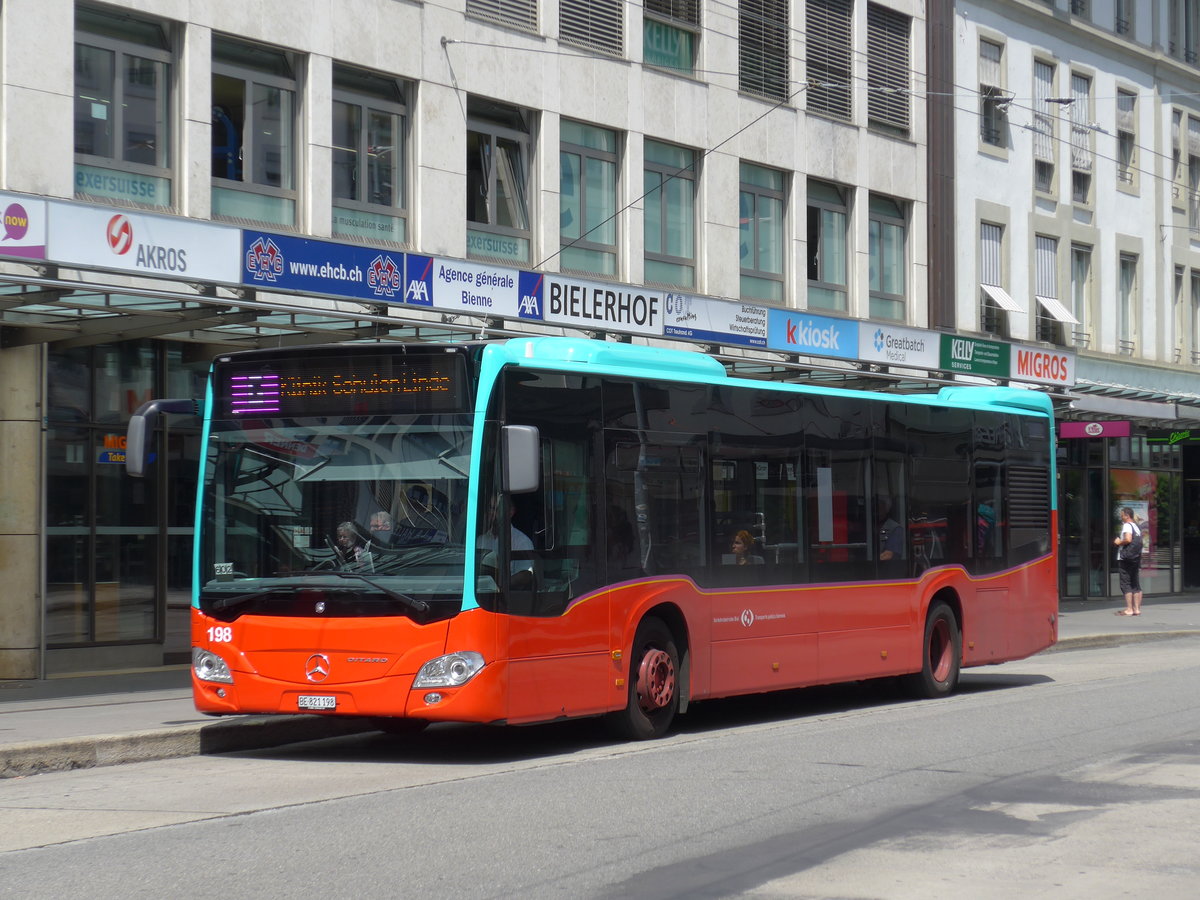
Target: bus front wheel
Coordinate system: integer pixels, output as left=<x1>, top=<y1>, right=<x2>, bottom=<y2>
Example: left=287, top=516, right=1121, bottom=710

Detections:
left=905, top=601, right=961, bottom=698
left=609, top=617, right=679, bottom=740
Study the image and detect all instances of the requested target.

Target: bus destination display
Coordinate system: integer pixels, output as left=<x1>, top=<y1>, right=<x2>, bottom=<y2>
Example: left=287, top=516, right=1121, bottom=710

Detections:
left=220, top=354, right=465, bottom=417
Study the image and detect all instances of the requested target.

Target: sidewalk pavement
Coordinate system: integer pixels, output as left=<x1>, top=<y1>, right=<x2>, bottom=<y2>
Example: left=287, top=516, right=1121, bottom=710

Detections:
left=3, top=596, right=1200, bottom=779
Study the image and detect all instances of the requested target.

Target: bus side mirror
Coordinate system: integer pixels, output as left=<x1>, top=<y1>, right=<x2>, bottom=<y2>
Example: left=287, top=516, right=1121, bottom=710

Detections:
left=126, top=399, right=201, bottom=477
left=501, top=425, right=540, bottom=494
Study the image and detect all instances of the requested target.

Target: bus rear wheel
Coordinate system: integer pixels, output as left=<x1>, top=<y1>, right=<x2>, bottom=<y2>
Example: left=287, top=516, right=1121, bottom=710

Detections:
left=905, top=601, right=961, bottom=698
left=609, top=617, right=679, bottom=740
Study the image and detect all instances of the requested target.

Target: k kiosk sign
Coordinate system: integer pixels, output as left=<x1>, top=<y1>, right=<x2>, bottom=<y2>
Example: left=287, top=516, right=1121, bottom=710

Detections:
left=48, top=202, right=241, bottom=284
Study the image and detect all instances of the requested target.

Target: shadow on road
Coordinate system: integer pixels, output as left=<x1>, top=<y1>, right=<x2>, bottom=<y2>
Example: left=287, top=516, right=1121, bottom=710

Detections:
left=225, top=671, right=1052, bottom=767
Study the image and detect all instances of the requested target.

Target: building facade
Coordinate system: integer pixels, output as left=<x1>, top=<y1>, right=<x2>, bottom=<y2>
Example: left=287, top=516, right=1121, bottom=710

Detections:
left=6, top=0, right=1182, bottom=681
left=950, top=0, right=1200, bottom=600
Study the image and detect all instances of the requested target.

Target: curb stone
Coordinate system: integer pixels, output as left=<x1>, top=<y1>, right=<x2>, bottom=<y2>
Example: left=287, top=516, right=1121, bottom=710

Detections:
left=1, top=715, right=377, bottom=779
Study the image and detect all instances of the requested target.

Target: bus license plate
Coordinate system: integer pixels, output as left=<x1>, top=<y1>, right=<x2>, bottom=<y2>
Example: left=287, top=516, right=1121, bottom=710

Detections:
left=298, top=695, right=336, bottom=710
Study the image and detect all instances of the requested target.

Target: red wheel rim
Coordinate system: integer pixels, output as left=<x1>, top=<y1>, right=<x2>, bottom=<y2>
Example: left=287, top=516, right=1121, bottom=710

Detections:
left=929, top=618, right=952, bottom=683
left=636, top=648, right=675, bottom=712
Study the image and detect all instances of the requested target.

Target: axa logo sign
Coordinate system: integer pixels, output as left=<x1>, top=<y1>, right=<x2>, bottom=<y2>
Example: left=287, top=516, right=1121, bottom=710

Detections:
left=367, top=254, right=402, bottom=297
left=517, top=271, right=544, bottom=319
left=404, top=254, right=434, bottom=306
left=104, top=212, right=189, bottom=272
left=246, top=236, right=284, bottom=282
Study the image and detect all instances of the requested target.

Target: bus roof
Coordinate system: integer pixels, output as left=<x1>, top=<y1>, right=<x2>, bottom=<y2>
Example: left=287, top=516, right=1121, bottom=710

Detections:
left=490, top=337, right=1055, bottom=420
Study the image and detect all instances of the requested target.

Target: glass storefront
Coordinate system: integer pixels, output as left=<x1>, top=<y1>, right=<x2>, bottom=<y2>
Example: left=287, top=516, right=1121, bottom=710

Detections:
left=1059, top=433, right=1182, bottom=599
left=45, top=340, right=208, bottom=661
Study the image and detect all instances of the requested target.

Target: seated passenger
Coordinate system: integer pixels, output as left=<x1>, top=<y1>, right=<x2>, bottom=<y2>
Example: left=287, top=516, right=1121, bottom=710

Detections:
left=728, top=529, right=764, bottom=566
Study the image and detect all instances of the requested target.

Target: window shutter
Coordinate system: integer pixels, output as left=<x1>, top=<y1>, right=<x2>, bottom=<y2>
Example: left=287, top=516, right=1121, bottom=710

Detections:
left=1070, top=74, right=1092, bottom=171
left=867, top=4, right=910, bottom=133
left=979, top=40, right=1002, bottom=86
left=980, top=223, right=1002, bottom=286
left=646, top=0, right=700, bottom=26
left=1116, top=91, right=1136, bottom=132
left=739, top=0, right=790, bottom=101
left=1033, top=61, right=1055, bottom=162
left=467, top=0, right=538, bottom=31
left=560, top=0, right=624, bottom=56
left=806, top=0, right=852, bottom=120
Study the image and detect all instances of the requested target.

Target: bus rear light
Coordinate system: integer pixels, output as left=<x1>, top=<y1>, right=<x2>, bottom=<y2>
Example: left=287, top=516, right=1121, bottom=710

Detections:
left=193, top=647, right=234, bottom=684
left=414, top=651, right=485, bottom=688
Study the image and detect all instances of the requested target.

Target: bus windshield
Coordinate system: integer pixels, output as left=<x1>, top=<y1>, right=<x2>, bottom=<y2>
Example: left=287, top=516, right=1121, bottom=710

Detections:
left=199, top=413, right=473, bottom=617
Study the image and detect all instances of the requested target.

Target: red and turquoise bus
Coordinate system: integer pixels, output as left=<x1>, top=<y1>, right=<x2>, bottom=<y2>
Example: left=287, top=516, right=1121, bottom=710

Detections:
left=128, top=337, right=1058, bottom=739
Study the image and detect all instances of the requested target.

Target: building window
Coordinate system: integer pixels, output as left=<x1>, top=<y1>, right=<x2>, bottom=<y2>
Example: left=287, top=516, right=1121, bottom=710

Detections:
left=868, top=195, right=905, bottom=321
left=643, top=140, right=696, bottom=287
left=1190, top=117, right=1200, bottom=231
left=467, top=97, right=532, bottom=265
left=467, top=0, right=537, bottom=33
left=1071, top=244, right=1093, bottom=348
left=866, top=3, right=910, bottom=136
left=1116, top=89, right=1136, bottom=187
left=1115, top=0, right=1133, bottom=35
left=1033, top=60, right=1056, bottom=194
left=332, top=66, right=407, bottom=245
left=979, top=40, right=1009, bottom=148
left=739, top=162, right=785, bottom=303
left=211, top=37, right=297, bottom=227
left=1192, top=270, right=1200, bottom=363
left=1070, top=0, right=1090, bottom=18
left=644, top=0, right=700, bottom=75
left=74, top=7, right=172, bottom=210
left=980, top=222, right=1022, bottom=337
left=1175, top=265, right=1186, bottom=363
left=560, top=120, right=618, bottom=277
left=560, top=0, right=624, bottom=56
left=1069, top=73, right=1092, bottom=204
left=739, top=0, right=789, bottom=101
left=1173, top=109, right=1185, bottom=206
left=1034, top=235, right=1077, bottom=345
left=1170, top=1, right=1200, bottom=64
left=807, top=180, right=848, bottom=312
left=806, top=0, right=852, bottom=121
left=1118, top=253, right=1137, bottom=354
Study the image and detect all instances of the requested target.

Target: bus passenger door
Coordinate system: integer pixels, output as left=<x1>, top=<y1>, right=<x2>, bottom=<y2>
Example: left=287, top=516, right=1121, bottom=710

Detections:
left=501, top=427, right=614, bottom=724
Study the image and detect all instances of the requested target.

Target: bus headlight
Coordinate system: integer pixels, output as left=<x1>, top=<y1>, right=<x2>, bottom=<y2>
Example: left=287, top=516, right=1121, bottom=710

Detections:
left=414, top=651, right=485, bottom=688
left=193, top=646, right=234, bottom=683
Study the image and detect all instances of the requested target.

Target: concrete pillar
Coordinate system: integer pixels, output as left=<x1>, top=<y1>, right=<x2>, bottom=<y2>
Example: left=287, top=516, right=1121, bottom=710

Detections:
left=0, top=344, right=42, bottom=679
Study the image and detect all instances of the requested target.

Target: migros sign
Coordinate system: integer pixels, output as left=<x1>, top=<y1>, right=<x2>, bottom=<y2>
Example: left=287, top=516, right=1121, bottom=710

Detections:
left=1013, top=348, right=1073, bottom=385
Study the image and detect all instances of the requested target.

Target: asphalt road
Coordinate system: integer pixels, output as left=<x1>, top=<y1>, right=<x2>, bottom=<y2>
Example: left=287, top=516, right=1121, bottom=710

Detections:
left=3, top=637, right=1199, bottom=899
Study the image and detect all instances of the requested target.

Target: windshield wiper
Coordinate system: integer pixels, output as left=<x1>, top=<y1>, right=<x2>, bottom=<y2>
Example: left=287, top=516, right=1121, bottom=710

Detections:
left=206, top=576, right=429, bottom=616
left=309, top=571, right=430, bottom=614
left=436, top=447, right=468, bottom=477
left=209, top=585, right=303, bottom=611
